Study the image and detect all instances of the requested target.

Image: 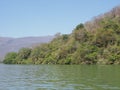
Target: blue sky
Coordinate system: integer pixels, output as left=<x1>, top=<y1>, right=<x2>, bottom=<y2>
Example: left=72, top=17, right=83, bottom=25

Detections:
left=0, top=0, right=120, bottom=37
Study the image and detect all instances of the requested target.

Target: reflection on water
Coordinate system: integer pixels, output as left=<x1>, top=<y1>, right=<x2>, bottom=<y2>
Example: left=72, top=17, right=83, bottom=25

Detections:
left=0, top=64, right=120, bottom=90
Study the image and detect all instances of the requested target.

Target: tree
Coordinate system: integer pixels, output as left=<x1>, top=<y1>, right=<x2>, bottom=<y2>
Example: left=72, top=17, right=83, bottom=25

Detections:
left=62, top=34, right=69, bottom=41
left=75, top=23, right=84, bottom=30
left=16, top=48, right=31, bottom=63
left=73, top=27, right=88, bottom=42
left=93, top=29, right=116, bottom=47
left=3, top=52, right=17, bottom=64
left=30, top=43, right=50, bottom=64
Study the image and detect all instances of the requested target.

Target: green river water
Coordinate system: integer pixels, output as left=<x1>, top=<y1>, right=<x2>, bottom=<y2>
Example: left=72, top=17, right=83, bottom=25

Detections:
left=0, top=64, right=120, bottom=90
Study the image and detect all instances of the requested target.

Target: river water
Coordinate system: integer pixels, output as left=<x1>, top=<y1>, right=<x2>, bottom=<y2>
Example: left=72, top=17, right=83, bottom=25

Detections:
left=0, top=64, right=120, bottom=90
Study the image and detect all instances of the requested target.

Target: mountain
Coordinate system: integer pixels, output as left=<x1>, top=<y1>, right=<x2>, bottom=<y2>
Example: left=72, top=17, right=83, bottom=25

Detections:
left=3, top=5, right=120, bottom=64
left=0, top=36, right=54, bottom=61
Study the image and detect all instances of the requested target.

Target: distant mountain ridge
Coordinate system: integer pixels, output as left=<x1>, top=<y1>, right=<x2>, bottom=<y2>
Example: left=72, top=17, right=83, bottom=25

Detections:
left=0, top=36, right=54, bottom=61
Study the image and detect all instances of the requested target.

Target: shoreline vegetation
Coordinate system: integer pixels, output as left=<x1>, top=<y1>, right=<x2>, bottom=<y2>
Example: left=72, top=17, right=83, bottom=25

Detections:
left=3, top=6, right=120, bottom=65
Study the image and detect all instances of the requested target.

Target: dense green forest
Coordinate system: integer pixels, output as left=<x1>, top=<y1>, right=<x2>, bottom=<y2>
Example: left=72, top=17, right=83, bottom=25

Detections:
left=3, top=6, right=120, bottom=64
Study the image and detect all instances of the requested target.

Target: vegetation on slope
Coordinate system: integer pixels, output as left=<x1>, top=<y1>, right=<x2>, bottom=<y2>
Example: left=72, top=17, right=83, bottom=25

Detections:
left=3, top=6, right=120, bottom=64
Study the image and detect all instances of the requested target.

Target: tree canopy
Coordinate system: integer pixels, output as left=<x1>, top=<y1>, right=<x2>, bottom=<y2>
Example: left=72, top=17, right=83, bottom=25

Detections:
left=3, top=6, right=120, bottom=65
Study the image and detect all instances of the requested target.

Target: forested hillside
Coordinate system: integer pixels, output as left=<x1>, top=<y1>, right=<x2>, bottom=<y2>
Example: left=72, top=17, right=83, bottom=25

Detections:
left=3, top=6, right=120, bottom=64
left=0, top=36, right=54, bottom=61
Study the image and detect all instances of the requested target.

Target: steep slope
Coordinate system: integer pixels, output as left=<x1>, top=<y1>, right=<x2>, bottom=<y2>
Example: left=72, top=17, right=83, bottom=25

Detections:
left=3, top=5, right=120, bottom=64
left=0, top=36, right=54, bottom=61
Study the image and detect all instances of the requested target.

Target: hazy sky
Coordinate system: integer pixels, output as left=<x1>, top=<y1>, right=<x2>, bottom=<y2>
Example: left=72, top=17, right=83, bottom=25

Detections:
left=0, top=0, right=120, bottom=37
